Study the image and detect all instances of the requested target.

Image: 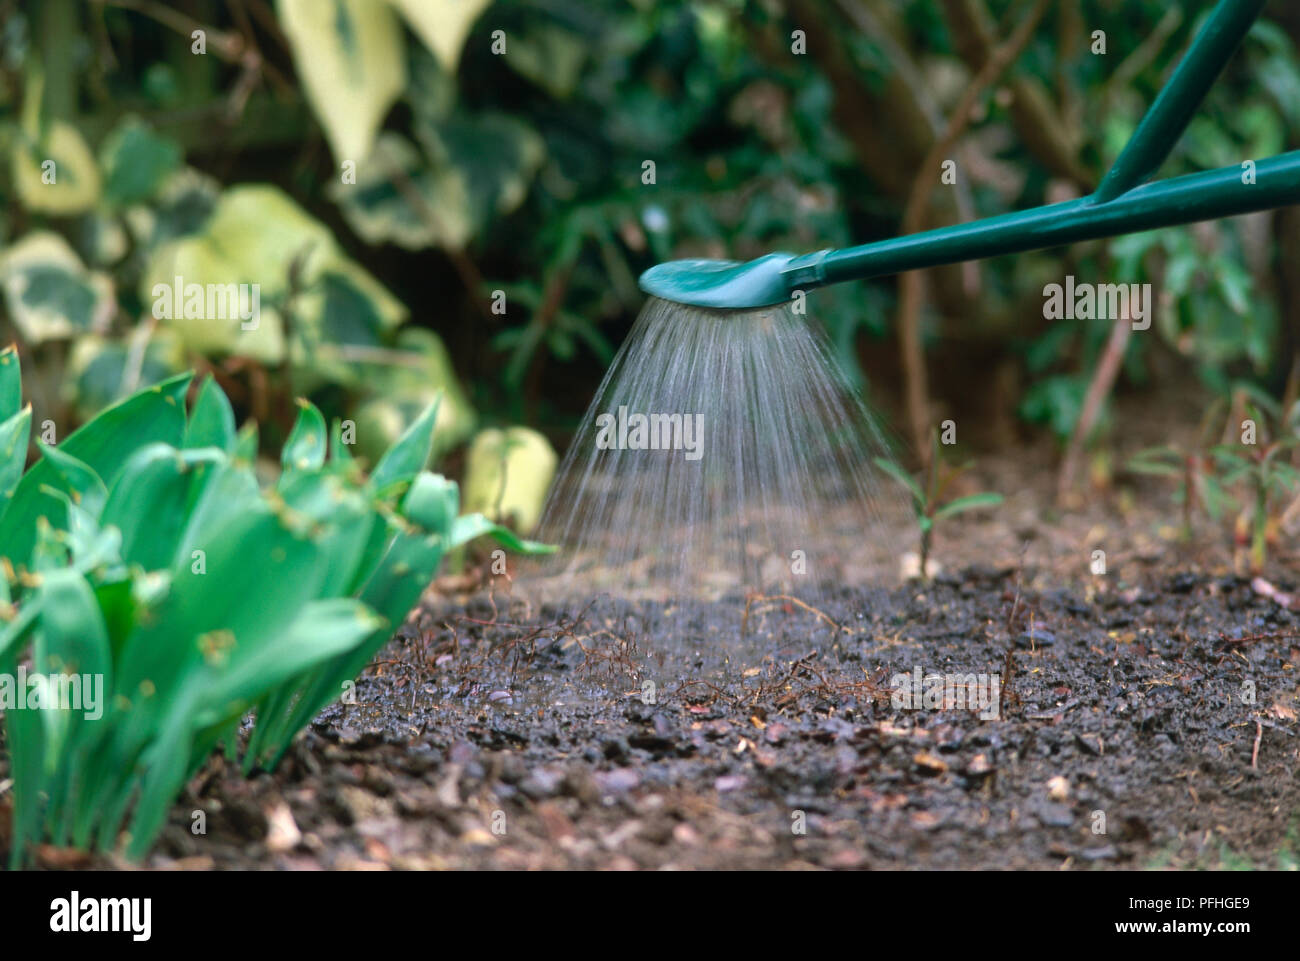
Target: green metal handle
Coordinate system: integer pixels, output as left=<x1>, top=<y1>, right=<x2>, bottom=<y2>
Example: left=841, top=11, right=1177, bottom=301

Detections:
left=783, top=0, right=1291, bottom=292
left=787, top=151, right=1300, bottom=287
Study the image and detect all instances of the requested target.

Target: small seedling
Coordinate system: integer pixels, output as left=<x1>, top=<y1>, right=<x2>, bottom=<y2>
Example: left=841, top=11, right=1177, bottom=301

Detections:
left=874, top=430, right=1003, bottom=579
left=1212, top=433, right=1300, bottom=574
left=1126, top=396, right=1235, bottom=541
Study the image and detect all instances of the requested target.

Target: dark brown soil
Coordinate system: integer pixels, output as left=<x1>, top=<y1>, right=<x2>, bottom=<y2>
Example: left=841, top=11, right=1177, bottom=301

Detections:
left=24, top=560, right=1295, bottom=872
left=5, top=397, right=1300, bottom=871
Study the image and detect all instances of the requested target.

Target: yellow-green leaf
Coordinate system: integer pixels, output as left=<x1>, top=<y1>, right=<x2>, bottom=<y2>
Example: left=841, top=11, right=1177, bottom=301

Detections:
left=1, top=233, right=115, bottom=345
left=10, top=122, right=102, bottom=215
left=278, top=0, right=407, bottom=166
left=462, top=426, right=557, bottom=533
left=386, top=0, right=491, bottom=73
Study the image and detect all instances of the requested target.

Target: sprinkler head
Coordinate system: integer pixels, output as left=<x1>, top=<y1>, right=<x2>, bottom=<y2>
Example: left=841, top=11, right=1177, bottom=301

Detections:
left=638, top=252, right=803, bottom=309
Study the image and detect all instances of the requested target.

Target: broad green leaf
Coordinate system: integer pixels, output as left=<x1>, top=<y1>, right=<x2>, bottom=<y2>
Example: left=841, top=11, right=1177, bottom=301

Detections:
left=101, top=444, right=224, bottom=571
left=234, top=421, right=259, bottom=464
left=0, top=344, right=21, bottom=419
left=128, top=597, right=378, bottom=856
left=281, top=399, right=328, bottom=474
left=4, top=692, right=46, bottom=867
left=329, top=132, right=472, bottom=250
left=401, top=471, right=457, bottom=534
left=369, top=395, right=439, bottom=492
left=116, top=508, right=326, bottom=701
left=38, top=441, right=109, bottom=519
left=32, top=568, right=112, bottom=756
left=276, top=471, right=376, bottom=596
left=257, top=525, right=444, bottom=766
left=448, top=512, right=555, bottom=555
left=98, top=116, right=183, bottom=208
left=184, top=375, right=237, bottom=452
left=140, top=185, right=404, bottom=366
left=199, top=598, right=380, bottom=728
left=0, top=372, right=191, bottom=571
left=173, top=458, right=263, bottom=569
left=496, top=23, right=586, bottom=98
left=417, top=113, right=546, bottom=232
left=0, top=406, right=32, bottom=506
left=331, top=418, right=355, bottom=463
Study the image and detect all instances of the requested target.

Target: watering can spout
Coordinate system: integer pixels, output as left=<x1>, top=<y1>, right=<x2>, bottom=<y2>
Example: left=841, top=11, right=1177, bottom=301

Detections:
left=637, top=252, right=798, bottom=309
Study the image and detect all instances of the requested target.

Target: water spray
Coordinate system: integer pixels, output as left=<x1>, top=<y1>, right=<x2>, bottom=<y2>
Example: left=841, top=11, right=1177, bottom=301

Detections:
left=538, top=0, right=1299, bottom=611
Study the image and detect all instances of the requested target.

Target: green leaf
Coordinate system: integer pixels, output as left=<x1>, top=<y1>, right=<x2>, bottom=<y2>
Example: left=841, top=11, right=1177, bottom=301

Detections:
left=32, top=567, right=112, bottom=731
left=198, top=598, right=380, bottom=728
left=401, top=471, right=457, bottom=534
left=98, top=116, right=183, bottom=208
left=933, top=492, right=1004, bottom=520
left=173, top=458, right=262, bottom=569
left=0, top=372, right=191, bottom=571
left=0, top=406, right=32, bottom=507
left=873, top=456, right=926, bottom=508
left=233, top=421, right=259, bottom=464
left=448, top=512, right=556, bottom=555
left=0, top=344, right=21, bottom=419
left=101, top=444, right=223, bottom=571
left=281, top=399, right=327, bottom=474
left=38, top=442, right=109, bottom=519
left=329, top=133, right=472, bottom=251
left=370, top=396, right=439, bottom=492
left=184, top=375, right=237, bottom=453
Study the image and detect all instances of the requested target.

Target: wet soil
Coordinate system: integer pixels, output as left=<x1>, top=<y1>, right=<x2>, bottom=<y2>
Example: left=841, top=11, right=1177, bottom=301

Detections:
left=4, top=396, right=1300, bottom=871
left=15, top=560, right=1297, bottom=872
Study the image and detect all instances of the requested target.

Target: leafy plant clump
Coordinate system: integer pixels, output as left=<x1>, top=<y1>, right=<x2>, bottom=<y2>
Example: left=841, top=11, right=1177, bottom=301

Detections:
left=875, top=431, right=1003, bottom=579
left=0, top=346, right=550, bottom=865
left=1127, top=389, right=1300, bottom=572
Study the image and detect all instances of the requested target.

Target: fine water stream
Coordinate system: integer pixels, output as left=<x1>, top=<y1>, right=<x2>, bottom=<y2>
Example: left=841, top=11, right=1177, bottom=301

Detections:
left=532, top=297, right=905, bottom=609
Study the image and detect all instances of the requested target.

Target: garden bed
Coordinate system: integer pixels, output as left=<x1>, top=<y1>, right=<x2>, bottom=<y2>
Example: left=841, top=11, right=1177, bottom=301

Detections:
left=12, top=554, right=1295, bottom=871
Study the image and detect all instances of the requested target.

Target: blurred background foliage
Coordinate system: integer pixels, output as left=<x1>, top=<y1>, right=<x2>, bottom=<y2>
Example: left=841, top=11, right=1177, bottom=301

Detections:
left=1, top=0, right=1300, bottom=523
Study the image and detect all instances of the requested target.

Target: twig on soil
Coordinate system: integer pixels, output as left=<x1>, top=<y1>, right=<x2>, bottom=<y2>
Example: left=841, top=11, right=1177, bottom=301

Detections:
left=1025, top=698, right=1079, bottom=721
left=1251, top=720, right=1263, bottom=769
left=1216, top=629, right=1299, bottom=647
left=1000, top=646, right=1020, bottom=715
left=742, top=592, right=848, bottom=636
